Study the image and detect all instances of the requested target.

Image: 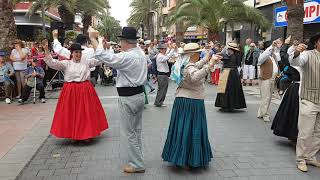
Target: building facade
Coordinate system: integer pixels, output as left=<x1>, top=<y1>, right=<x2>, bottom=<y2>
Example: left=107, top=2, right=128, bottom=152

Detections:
left=14, top=2, right=62, bottom=41
left=256, top=0, right=320, bottom=42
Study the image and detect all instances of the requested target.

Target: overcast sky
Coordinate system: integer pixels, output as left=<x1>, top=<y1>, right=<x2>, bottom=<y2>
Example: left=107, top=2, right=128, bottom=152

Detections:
left=109, top=0, right=132, bottom=27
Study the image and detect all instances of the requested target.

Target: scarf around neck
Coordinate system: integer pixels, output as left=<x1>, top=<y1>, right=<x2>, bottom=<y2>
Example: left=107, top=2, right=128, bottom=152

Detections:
left=171, top=54, right=191, bottom=85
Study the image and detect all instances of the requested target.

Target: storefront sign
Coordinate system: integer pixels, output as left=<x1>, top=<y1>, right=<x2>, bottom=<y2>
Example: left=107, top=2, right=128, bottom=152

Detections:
left=274, top=0, right=320, bottom=27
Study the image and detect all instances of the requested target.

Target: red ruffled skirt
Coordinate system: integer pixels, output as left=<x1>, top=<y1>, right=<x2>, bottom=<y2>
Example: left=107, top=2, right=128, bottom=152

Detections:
left=50, top=81, right=108, bottom=140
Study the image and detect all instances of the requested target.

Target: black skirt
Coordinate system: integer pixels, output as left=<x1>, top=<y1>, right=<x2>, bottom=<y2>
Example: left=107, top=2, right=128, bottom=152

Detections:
left=271, top=82, right=300, bottom=141
left=215, top=69, right=247, bottom=110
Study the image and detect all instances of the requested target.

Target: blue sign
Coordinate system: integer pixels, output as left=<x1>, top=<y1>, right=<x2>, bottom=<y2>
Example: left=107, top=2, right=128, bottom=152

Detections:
left=274, top=0, right=320, bottom=27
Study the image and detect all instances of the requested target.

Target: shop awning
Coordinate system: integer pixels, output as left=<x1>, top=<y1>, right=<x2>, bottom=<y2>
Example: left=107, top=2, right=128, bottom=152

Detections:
left=14, top=13, right=50, bottom=28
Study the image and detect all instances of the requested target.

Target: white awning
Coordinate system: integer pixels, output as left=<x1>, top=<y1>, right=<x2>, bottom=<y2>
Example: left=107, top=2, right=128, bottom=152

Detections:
left=14, top=13, right=50, bottom=28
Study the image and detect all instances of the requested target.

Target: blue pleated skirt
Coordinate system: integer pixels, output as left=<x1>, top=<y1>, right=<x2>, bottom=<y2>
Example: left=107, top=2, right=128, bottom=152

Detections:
left=161, top=97, right=213, bottom=168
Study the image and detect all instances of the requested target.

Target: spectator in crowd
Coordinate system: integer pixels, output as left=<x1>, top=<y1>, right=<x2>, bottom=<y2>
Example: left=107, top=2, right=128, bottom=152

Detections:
left=243, top=43, right=259, bottom=86
left=0, top=50, right=14, bottom=104
left=215, top=42, right=222, bottom=53
left=113, top=45, right=120, bottom=53
left=167, top=42, right=178, bottom=76
left=200, top=43, right=213, bottom=83
left=22, top=41, right=31, bottom=56
left=200, top=43, right=212, bottom=59
left=18, top=59, right=46, bottom=104
left=10, top=39, right=28, bottom=98
left=31, top=42, right=40, bottom=57
left=103, top=40, right=115, bottom=54
left=212, top=58, right=223, bottom=85
left=256, top=41, right=265, bottom=81
left=244, top=38, right=253, bottom=57
left=178, top=42, right=185, bottom=54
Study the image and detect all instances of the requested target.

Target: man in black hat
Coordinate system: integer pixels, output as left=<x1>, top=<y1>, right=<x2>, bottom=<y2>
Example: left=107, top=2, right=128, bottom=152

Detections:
left=289, top=33, right=320, bottom=172
left=19, top=58, right=46, bottom=104
left=90, top=27, right=148, bottom=173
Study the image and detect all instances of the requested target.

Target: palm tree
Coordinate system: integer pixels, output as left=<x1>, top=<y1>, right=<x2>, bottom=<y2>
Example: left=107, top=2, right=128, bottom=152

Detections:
left=286, top=0, right=304, bottom=42
left=76, top=0, right=109, bottom=34
left=0, top=0, right=17, bottom=50
left=97, top=13, right=122, bottom=42
left=169, top=0, right=270, bottom=41
left=27, top=0, right=76, bottom=29
left=27, top=0, right=109, bottom=33
left=128, top=0, right=161, bottom=40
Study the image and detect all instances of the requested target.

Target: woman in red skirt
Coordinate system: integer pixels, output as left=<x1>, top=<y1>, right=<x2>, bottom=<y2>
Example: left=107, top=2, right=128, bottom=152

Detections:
left=42, top=41, right=108, bottom=141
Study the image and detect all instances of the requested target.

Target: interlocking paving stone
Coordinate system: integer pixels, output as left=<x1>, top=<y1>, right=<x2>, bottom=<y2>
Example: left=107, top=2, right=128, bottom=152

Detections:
left=15, top=84, right=320, bottom=180
left=36, top=169, right=54, bottom=177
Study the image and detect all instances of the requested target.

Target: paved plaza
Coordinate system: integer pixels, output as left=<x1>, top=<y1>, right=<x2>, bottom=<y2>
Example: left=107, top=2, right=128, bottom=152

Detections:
left=1, top=83, right=319, bottom=180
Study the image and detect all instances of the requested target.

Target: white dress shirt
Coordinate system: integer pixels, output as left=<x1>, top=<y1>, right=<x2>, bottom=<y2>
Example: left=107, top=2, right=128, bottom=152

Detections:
left=53, top=39, right=96, bottom=71
left=156, top=50, right=175, bottom=73
left=44, top=55, right=101, bottom=82
left=105, top=47, right=114, bottom=54
left=94, top=41, right=148, bottom=87
left=289, top=48, right=320, bottom=67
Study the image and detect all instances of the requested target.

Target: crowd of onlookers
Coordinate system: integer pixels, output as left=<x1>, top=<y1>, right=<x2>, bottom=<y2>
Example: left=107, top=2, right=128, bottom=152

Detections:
left=0, top=39, right=48, bottom=104
left=136, top=37, right=272, bottom=92
left=0, top=36, right=283, bottom=105
left=0, top=37, right=122, bottom=104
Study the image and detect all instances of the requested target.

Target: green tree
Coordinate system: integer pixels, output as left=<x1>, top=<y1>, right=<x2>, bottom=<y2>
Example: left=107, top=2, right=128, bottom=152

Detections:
left=127, top=0, right=161, bottom=40
left=97, top=13, right=122, bottom=42
left=169, top=0, right=270, bottom=41
left=76, top=0, right=109, bottom=34
left=26, top=0, right=77, bottom=29
left=27, top=0, right=109, bottom=33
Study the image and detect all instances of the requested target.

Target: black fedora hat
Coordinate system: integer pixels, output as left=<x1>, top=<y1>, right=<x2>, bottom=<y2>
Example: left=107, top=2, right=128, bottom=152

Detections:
left=68, top=43, right=84, bottom=51
left=118, top=27, right=140, bottom=40
left=308, top=33, right=320, bottom=50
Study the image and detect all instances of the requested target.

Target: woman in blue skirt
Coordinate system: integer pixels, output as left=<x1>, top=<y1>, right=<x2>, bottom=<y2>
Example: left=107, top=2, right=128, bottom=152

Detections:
left=162, top=43, right=221, bottom=169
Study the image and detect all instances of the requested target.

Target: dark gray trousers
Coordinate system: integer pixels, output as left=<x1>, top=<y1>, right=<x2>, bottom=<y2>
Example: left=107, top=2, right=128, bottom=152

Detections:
left=154, top=74, right=169, bottom=106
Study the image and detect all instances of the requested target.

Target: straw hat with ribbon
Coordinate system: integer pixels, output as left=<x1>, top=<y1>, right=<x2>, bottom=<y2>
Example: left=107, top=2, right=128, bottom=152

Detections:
left=226, top=42, right=240, bottom=51
left=180, top=43, right=203, bottom=54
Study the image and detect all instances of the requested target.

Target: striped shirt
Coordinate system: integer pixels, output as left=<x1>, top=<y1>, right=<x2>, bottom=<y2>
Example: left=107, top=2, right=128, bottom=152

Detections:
left=290, top=49, right=320, bottom=104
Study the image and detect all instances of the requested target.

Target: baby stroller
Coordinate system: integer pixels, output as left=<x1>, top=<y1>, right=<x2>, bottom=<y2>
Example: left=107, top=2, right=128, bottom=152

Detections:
left=100, top=64, right=114, bottom=86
